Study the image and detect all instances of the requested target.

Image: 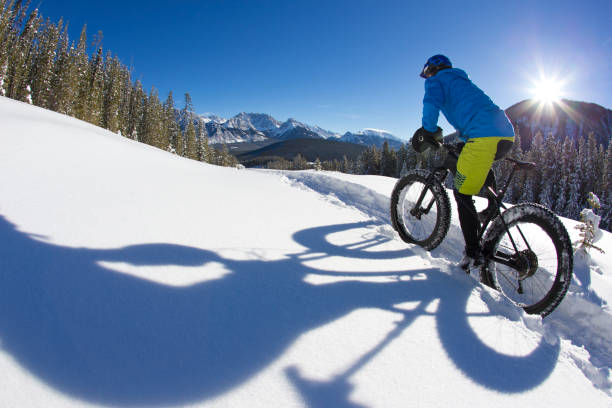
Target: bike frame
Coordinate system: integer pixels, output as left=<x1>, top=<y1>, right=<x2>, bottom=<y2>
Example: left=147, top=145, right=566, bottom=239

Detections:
left=415, top=143, right=537, bottom=277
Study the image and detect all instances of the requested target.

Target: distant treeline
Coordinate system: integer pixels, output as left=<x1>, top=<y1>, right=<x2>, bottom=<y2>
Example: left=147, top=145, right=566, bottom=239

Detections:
left=0, top=0, right=237, bottom=167
left=270, top=130, right=611, bottom=232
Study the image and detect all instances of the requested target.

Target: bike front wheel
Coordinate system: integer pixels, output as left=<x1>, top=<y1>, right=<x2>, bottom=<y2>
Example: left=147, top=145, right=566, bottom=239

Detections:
left=390, top=170, right=451, bottom=251
left=481, top=203, right=573, bottom=317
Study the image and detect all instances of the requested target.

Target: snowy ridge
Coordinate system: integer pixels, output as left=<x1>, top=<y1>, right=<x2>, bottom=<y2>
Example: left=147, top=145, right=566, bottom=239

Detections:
left=0, top=95, right=611, bottom=407
left=303, top=123, right=341, bottom=139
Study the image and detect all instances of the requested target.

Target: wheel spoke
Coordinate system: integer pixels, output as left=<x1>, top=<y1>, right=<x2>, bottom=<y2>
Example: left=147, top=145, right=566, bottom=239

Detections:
left=390, top=172, right=451, bottom=251
left=485, top=205, right=572, bottom=316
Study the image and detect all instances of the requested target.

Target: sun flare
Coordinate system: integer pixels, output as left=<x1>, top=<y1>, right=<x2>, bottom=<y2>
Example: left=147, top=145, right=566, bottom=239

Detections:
left=531, top=78, right=564, bottom=104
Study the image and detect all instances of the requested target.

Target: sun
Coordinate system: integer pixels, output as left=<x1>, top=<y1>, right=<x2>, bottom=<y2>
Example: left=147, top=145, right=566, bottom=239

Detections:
left=530, top=77, right=564, bottom=104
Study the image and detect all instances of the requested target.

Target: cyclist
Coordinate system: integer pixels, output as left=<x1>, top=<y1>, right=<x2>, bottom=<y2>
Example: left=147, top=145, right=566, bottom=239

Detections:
left=413, top=54, right=515, bottom=270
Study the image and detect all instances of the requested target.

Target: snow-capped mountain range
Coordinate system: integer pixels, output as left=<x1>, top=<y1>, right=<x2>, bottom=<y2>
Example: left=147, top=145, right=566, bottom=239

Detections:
left=195, top=112, right=405, bottom=149
left=195, top=99, right=612, bottom=152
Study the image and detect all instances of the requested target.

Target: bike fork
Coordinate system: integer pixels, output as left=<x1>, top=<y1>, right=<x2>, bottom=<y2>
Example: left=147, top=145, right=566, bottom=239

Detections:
left=413, top=170, right=448, bottom=218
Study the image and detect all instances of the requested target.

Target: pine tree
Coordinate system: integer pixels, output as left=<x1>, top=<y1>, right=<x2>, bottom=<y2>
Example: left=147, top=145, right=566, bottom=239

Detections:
left=591, top=139, right=606, bottom=200
left=138, top=87, right=164, bottom=148
left=184, top=119, right=198, bottom=160
left=553, top=136, right=575, bottom=215
left=381, top=140, right=398, bottom=177
left=360, top=146, right=381, bottom=175
left=163, top=91, right=179, bottom=152
left=395, top=144, right=408, bottom=176
left=29, top=17, right=58, bottom=108
left=405, top=143, right=417, bottom=170
left=581, top=132, right=599, bottom=198
left=182, top=92, right=193, bottom=116
left=101, top=52, right=122, bottom=133
left=72, top=24, right=90, bottom=120
left=213, top=144, right=237, bottom=167
left=518, top=131, right=543, bottom=203
left=518, top=171, right=537, bottom=203
left=341, top=155, right=351, bottom=174
left=126, top=80, right=144, bottom=140
left=599, top=143, right=612, bottom=231
left=598, top=191, right=611, bottom=232
left=292, top=154, right=308, bottom=170
left=87, top=44, right=104, bottom=125
left=150, top=88, right=165, bottom=148
left=539, top=182, right=555, bottom=210
left=174, top=131, right=184, bottom=156
left=399, top=160, right=409, bottom=177
left=198, top=120, right=212, bottom=162
left=0, top=1, right=23, bottom=97
left=602, top=142, right=612, bottom=205
left=566, top=165, right=583, bottom=220
left=49, top=22, right=77, bottom=114
left=0, top=1, right=16, bottom=94
left=6, top=6, right=40, bottom=102
left=116, top=65, right=132, bottom=136
left=554, top=175, right=569, bottom=216
left=538, top=133, right=558, bottom=209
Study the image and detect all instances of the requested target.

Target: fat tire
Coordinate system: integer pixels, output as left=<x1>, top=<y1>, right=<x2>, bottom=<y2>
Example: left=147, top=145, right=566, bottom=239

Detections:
left=481, top=203, right=573, bottom=317
left=390, top=170, right=451, bottom=251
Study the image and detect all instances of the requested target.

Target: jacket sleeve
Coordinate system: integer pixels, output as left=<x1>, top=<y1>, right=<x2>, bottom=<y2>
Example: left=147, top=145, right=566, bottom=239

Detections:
left=422, top=79, right=443, bottom=132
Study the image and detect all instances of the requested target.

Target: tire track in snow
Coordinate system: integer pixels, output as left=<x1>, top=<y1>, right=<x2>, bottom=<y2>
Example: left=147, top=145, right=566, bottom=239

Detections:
left=278, top=171, right=392, bottom=224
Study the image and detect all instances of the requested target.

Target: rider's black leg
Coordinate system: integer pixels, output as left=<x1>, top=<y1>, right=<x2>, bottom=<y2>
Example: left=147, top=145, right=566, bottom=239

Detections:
left=453, top=190, right=481, bottom=256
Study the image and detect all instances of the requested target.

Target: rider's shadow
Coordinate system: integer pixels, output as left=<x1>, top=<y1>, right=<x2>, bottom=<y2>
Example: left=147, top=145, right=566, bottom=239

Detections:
left=0, top=216, right=559, bottom=407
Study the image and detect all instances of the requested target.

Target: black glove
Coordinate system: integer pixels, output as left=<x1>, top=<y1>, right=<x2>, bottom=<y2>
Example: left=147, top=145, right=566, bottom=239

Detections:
left=411, top=126, right=443, bottom=153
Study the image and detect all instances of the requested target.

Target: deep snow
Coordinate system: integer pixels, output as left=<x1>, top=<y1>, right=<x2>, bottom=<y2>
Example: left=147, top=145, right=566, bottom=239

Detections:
left=0, top=96, right=611, bottom=407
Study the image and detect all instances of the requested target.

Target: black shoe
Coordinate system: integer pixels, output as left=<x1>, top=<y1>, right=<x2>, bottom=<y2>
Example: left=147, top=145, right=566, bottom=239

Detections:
left=478, top=207, right=495, bottom=225
left=459, top=251, right=484, bottom=272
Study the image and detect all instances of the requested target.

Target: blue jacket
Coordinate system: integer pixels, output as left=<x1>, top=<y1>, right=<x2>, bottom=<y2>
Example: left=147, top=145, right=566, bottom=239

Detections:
left=422, top=68, right=514, bottom=141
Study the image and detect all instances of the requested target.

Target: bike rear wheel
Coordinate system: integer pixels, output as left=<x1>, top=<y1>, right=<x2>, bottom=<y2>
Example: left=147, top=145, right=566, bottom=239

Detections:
left=390, top=170, right=451, bottom=251
left=481, top=203, right=573, bottom=317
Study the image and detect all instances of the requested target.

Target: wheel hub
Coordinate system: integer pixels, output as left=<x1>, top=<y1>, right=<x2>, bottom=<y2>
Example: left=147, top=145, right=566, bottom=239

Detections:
left=409, top=207, right=423, bottom=219
left=512, top=250, right=538, bottom=280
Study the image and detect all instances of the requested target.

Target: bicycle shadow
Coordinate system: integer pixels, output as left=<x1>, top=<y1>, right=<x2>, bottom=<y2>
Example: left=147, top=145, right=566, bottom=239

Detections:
left=0, top=215, right=560, bottom=407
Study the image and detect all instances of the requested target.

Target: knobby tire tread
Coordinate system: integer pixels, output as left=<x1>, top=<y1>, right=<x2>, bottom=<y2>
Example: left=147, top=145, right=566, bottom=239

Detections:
left=390, top=170, right=451, bottom=251
left=481, top=203, right=573, bottom=317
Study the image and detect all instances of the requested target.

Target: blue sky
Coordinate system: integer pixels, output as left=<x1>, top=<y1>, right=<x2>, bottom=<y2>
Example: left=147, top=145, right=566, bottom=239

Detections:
left=39, top=0, right=612, bottom=140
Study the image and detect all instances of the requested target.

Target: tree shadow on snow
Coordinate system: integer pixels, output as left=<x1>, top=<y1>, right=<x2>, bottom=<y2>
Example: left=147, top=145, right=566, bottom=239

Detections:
left=0, top=216, right=560, bottom=407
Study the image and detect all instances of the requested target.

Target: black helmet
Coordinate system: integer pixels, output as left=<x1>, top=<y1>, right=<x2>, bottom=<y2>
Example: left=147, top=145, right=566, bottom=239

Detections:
left=420, top=54, right=452, bottom=78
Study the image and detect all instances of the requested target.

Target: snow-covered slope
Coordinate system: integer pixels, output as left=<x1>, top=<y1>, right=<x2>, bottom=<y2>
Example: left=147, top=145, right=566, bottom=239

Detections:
left=1, top=96, right=611, bottom=407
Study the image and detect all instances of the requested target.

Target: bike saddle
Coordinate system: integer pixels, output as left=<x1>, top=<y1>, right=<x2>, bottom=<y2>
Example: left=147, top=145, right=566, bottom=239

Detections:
left=504, top=158, right=536, bottom=169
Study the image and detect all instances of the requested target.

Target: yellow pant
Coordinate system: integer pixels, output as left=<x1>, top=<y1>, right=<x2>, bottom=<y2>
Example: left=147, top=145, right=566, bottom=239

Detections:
left=454, top=137, right=514, bottom=195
